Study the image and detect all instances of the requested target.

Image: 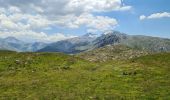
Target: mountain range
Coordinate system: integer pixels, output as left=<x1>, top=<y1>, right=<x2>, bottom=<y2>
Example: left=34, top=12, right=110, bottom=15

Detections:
left=93, top=31, right=170, bottom=52
left=37, top=33, right=97, bottom=53
left=0, top=37, right=47, bottom=52
left=38, top=30, right=170, bottom=53
left=1, top=30, right=170, bottom=53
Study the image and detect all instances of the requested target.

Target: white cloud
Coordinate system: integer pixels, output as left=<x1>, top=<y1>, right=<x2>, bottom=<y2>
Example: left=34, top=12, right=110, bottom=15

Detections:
left=0, top=11, right=117, bottom=32
left=118, top=6, right=132, bottom=11
left=64, top=13, right=118, bottom=31
left=140, top=15, right=146, bottom=20
left=27, top=15, right=52, bottom=30
left=0, top=14, right=20, bottom=30
left=9, top=6, right=21, bottom=13
left=0, top=31, right=76, bottom=42
left=0, top=0, right=131, bottom=42
left=148, top=12, right=170, bottom=19
left=0, top=0, right=131, bottom=15
left=0, top=7, right=75, bottom=42
left=140, top=12, right=170, bottom=20
left=0, top=8, right=52, bottom=31
left=68, top=0, right=131, bottom=13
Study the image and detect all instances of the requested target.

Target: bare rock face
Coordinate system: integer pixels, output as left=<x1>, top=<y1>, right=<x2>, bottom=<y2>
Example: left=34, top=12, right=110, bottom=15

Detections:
left=93, top=31, right=128, bottom=48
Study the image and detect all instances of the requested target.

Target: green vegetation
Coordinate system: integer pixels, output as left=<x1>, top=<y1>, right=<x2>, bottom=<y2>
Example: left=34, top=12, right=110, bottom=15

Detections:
left=0, top=50, right=170, bottom=99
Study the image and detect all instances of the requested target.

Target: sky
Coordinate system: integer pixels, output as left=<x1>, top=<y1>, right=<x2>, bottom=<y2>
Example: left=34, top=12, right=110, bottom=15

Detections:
left=0, top=0, right=170, bottom=42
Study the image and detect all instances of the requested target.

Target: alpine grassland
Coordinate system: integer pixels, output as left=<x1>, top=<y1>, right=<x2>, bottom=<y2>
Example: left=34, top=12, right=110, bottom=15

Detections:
left=0, top=50, right=170, bottom=99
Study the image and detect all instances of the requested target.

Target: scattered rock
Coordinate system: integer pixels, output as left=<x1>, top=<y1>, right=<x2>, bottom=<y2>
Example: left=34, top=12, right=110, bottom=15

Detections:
left=15, top=60, right=20, bottom=64
left=123, top=71, right=137, bottom=76
left=62, top=66, right=71, bottom=70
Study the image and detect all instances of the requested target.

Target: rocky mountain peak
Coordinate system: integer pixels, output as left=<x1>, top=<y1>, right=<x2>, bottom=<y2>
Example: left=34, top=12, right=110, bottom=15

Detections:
left=83, top=33, right=98, bottom=38
left=4, top=36, right=22, bottom=43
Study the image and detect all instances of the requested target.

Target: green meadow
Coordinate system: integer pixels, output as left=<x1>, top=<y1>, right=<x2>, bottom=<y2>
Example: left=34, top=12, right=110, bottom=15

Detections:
left=0, top=51, right=170, bottom=99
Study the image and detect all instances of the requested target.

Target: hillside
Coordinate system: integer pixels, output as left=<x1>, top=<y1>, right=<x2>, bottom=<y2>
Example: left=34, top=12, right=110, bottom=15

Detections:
left=122, top=35, right=170, bottom=52
left=93, top=31, right=170, bottom=52
left=77, top=45, right=149, bottom=62
left=0, top=51, right=170, bottom=99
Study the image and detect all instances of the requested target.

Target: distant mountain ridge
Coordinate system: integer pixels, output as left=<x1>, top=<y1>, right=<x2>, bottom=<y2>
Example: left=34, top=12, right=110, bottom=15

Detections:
left=1, top=31, right=170, bottom=53
left=0, top=37, right=47, bottom=52
left=92, top=31, right=170, bottom=52
left=38, top=30, right=170, bottom=53
left=38, top=33, right=97, bottom=53
left=3, top=37, right=23, bottom=44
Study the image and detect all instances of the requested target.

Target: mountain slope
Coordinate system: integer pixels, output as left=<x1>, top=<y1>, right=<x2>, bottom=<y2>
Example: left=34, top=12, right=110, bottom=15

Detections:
left=122, top=35, right=170, bottom=52
left=77, top=45, right=148, bottom=62
left=93, top=31, right=170, bottom=52
left=38, top=33, right=97, bottom=54
left=92, top=31, right=128, bottom=48
left=0, top=37, right=23, bottom=51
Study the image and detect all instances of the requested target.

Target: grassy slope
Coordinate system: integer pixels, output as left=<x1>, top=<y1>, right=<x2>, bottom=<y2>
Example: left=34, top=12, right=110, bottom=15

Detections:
left=0, top=51, right=170, bottom=99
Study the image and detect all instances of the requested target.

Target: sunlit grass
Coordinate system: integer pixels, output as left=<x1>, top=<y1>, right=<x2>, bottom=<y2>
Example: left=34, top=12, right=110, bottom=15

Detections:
left=0, top=51, right=170, bottom=99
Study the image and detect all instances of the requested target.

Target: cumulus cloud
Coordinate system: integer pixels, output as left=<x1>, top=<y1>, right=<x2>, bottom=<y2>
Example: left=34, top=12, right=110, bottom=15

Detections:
left=0, top=7, right=76, bottom=42
left=60, top=13, right=118, bottom=31
left=0, top=7, right=52, bottom=31
left=0, top=0, right=131, bottom=42
left=140, top=12, right=170, bottom=20
left=139, top=15, right=146, bottom=20
left=0, top=0, right=131, bottom=16
left=0, top=8, right=118, bottom=32
left=0, top=31, right=76, bottom=42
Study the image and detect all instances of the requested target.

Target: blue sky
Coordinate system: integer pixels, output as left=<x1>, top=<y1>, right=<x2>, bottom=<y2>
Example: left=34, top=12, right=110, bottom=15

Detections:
left=77, top=0, right=170, bottom=37
left=115, top=0, right=170, bottom=38
left=0, top=0, right=170, bottom=42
